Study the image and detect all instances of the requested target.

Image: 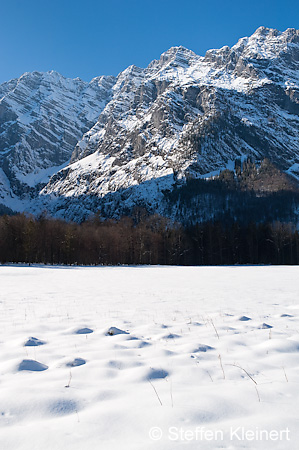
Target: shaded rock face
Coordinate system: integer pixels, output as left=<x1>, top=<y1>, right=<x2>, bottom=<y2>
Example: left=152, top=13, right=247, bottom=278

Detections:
left=1, top=27, right=299, bottom=219
left=0, top=71, right=116, bottom=200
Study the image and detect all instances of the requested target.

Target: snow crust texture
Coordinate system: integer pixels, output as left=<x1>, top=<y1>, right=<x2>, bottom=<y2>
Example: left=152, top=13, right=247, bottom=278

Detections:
left=0, top=265, right=298, bottom=449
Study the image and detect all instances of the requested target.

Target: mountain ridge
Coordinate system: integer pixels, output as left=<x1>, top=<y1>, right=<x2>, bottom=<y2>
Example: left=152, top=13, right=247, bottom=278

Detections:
left=1, top=27, right=299, bottom=221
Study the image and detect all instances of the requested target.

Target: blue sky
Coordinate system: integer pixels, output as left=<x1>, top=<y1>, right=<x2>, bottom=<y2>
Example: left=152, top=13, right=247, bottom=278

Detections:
left=0, top=0, right=298, bottom=84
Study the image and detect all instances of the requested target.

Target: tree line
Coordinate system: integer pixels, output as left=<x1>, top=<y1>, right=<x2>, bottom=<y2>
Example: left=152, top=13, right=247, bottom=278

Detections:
left=0, top=212, right=298, bottom=266
left=163, top=158, right=299, bottom=226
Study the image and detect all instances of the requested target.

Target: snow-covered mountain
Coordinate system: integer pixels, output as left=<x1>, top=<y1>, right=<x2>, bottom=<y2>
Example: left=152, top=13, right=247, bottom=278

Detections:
left=0, top=71, right=116, bottom=209
left=1, top=27, right=299, bottom=220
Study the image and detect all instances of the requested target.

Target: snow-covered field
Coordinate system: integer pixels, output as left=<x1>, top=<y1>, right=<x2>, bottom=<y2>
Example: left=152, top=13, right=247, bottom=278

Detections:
left=0, top=265, right=298, bottom=449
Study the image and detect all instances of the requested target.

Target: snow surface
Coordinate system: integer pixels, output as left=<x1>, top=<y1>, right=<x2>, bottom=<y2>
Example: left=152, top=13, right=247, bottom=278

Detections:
left=0, top=265, right=298, bottom=449
left=17, top=161, right=70, bottom=188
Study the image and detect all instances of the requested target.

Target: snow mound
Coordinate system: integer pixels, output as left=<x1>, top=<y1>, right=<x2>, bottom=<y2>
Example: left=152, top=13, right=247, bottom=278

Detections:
left=106, top=327, right=129, bottom=336
left=193, top=344, right=215, bottom=352
left=162, top=333, right=181, bottom=339
left=66, top=358, right=86, bottom=367
left=147, top=368, right=169, bottom=380
left=75, top=327, right=93, bottom=334
left=239, top=316, right=252, bottom=321
left=18, top=359, right=48, bottom=372
left=258, top=323, right=273, bottom=329
left=136, top=340, right=151, bottom=348
left=24, top=336, right=46, bottom=347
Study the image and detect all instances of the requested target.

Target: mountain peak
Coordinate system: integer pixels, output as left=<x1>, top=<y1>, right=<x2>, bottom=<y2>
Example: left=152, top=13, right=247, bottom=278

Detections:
left=160, top=45, right=197, bottom=62
left=231, top=26, right=299, bottom=60
left=162, top=45, right=193, bottom=55
left=252, top=26, right=299, bottom=41
left=2, top=27, right=299, bottom=221
left=146, top=46, right=198, bottom=74
left=252, top=26, right=278, bottom=36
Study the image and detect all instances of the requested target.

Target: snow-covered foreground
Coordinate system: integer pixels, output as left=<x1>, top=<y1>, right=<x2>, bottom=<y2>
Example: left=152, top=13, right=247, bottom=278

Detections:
left=0, top=265, right=298, bottom=449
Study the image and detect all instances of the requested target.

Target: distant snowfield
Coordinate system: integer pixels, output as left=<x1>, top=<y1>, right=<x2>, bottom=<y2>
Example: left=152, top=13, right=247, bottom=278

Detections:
left=0, top=265, right=298, bottom=449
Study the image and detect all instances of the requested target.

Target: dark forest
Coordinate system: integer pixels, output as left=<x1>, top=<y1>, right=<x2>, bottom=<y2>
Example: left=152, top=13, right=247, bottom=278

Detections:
left=1, top=159, right=299, bottom=266
left=0, top=213, right=298, bottom=266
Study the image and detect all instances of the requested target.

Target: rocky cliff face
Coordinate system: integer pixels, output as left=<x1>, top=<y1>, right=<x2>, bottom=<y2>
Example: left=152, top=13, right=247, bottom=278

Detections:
left=1, top=27, right=299, bottom=220
left=0, top=71, right=116, bottom=208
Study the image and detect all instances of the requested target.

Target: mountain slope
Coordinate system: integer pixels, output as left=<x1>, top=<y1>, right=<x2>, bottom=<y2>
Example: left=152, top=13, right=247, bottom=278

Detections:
left=0, top=71, right=116, bottom=208
left=1, top=27, right=299, bottom=221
